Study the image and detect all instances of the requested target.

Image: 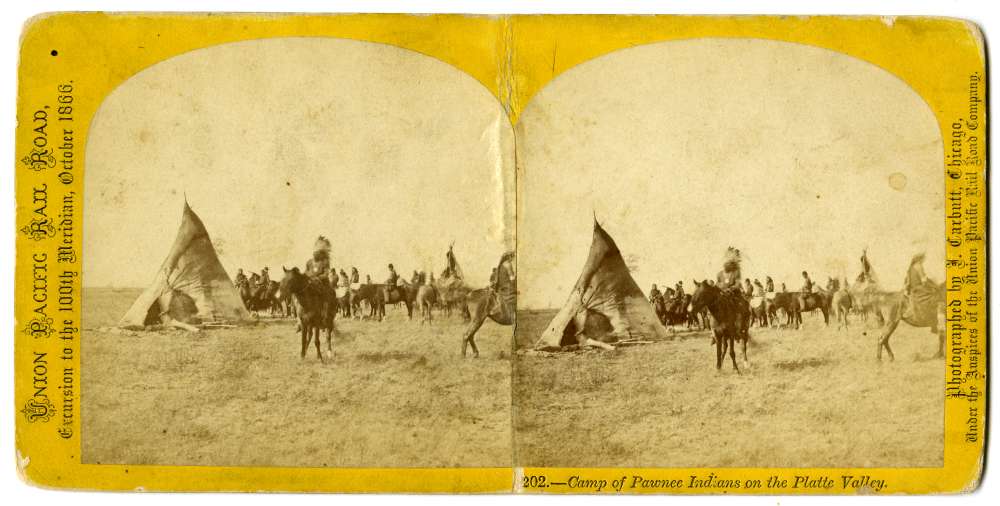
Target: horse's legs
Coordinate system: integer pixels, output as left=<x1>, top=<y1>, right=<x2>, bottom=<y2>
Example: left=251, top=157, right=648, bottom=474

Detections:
left=729, top=335, right=740, bottom=373
left=326, top=319, right=335, bottom=352
left=741, top=333, right=749, bottom=363
left=715, top=330, right=724, bottom=369
left=300, top=324, right=309, bottom=359
left=313, top=327, right=324, bottom=361
left=878, top=316, right=900, bottom=362
left=462, top=304, right=487, bottom=358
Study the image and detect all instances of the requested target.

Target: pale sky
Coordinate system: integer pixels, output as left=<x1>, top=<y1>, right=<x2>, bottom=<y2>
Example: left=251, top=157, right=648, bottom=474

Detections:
left=85, top=38, right=513, bottom=288
left=517, top=38, right=945, bottom=309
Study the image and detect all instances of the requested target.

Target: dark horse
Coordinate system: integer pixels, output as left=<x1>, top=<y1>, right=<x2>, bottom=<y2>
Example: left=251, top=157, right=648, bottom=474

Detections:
left=795, top=289, right=831, bottom=327
left=877, top=281, right=945, bottom=361
left=239, top=277, right=282, bottom=316
left=355, top=283, right=416, bottom=321
left=279, top=267, right=337, bottom=361
left=770, top=292, right=799, bottom=328
left=690, top=280, right=751, bottom=372
left=770, top=290, right=830, bottom=329
left=382, top=282, right=416, bottom=319
left=460, top=252, right=515, bottom=357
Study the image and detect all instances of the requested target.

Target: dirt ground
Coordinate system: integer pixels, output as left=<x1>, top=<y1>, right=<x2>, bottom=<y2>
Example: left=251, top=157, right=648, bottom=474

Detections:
left=81, top=288, right=512, bottom=467
left=82, top=289, right=942, bottom=469
left=513, top=309, right=944, bottom=468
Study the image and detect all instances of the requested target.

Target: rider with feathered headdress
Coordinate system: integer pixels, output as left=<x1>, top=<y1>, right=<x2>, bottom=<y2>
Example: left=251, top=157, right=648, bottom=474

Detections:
left=306, top=235, right=332, bottom=278
left=716, top=247, right=742, bottom=292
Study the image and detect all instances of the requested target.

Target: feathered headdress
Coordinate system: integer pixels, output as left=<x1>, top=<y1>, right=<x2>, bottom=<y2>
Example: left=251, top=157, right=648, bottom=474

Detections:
left=723, top=246, right=741, bottom=271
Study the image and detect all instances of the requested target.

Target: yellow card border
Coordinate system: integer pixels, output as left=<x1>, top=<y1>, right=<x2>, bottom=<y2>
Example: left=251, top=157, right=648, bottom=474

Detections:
left=14, top=13, right=985, bottom=493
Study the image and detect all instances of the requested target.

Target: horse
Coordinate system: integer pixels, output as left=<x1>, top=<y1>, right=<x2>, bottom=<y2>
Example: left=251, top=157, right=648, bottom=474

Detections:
left=279, top=285, right=297, bottom=318
left=335, top=284, right=356, bottom=318
left=769, top=292, right=799, bottom=328
left=379, top=282, right=415, bottom=319
left=690, top=280, right=751, bottom=372
left=279, top=267, right=337, bottom=361
left=350, top=283, right=384, bottom=321
left=239, top=275, right=281, bottom=317
left=461, top=253, right=515, bottom=357
left=828, top=278, right=854, bottom=330
left=795, top=289, right=831, bottom=327
left=238, top=279, right=254, bottom=313
left=850, top=279, right=887, bottom=326
left=664, top=294, right=692, bottom=329
left=415, top=282, right=439, bottom=324
left=436, top=279, right=472, bottom=319
left=748, top=292, right=772, bottom=328
left=651, top=293, right=668, bottom=326
left=877, top=281, right=945, bottom=361
left=258, top=280, right=283, bottom=316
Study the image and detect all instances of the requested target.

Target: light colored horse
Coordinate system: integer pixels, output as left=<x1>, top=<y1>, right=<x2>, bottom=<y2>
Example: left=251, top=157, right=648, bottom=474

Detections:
left=460, top=253, right=515, bottom=358
left=416, top=281, right=439, bottom=324
left=829, top=278, right=854, bottom=330
left=877, top=281, right=945, bottom=361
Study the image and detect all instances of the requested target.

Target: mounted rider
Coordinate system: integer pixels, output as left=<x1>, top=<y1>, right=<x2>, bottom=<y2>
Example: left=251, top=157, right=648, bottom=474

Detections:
left=386, top=264, right=399, bottom=287
left=857, top=248, right=877, bottom=284
left=901, top=252, right=938, bottom=323
left=799, top=271, right=813, bottom=310
left=441, top=243, right=464, bottom=281
left=234, top=268, right=248, bottom=289
left=384, top=263, right=401, bottom=300
left=674, top=281, right=685, bottom=301
left=488, top=251, right=516, bottom=324
left=649, top=284, right=663, bottom=304
left=305, top=236, right=332, bottom=278
left=716, top=247, right=742, bottom=293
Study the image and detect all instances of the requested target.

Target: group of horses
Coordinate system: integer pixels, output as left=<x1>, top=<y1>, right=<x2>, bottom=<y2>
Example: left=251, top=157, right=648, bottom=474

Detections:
left=272, top=254, right=517, bottom=362
left=674, top=276, right=946, bottom=373
left=238, top=274, right=290, bottom=317
left=652, top=278, right=893, bottom=333
left=239, top=270, right=469, bottom=322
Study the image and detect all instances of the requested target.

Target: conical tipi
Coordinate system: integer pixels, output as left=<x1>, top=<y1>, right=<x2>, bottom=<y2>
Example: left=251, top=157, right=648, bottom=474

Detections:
left=535, top=220, right=667, bottom=350
left=119, top=201, right=249, bottom=329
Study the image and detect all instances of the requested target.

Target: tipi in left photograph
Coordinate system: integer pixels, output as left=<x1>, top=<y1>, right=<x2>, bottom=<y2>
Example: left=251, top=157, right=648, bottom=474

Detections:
left=80, top=37, right=515, bottom=468
left=118, top=200, right=249, bottom=330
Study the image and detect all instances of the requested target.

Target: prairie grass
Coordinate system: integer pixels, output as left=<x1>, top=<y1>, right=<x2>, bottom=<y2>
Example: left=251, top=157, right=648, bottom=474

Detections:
left=81, top=288, right=512, bottom=468
left=513, top=309, right=943, bottom=468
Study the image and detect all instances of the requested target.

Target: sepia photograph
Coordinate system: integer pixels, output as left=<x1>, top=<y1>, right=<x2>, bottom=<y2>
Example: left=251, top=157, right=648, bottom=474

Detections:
left=513, top=38, right=946, bottom=469
left=81, top=37, right=516, bottom=468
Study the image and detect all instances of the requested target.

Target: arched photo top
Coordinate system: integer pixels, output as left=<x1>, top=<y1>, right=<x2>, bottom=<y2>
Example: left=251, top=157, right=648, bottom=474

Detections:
left=516, top=37, right=944, bottom=310
left=84, top=37, right=515, bottom=289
